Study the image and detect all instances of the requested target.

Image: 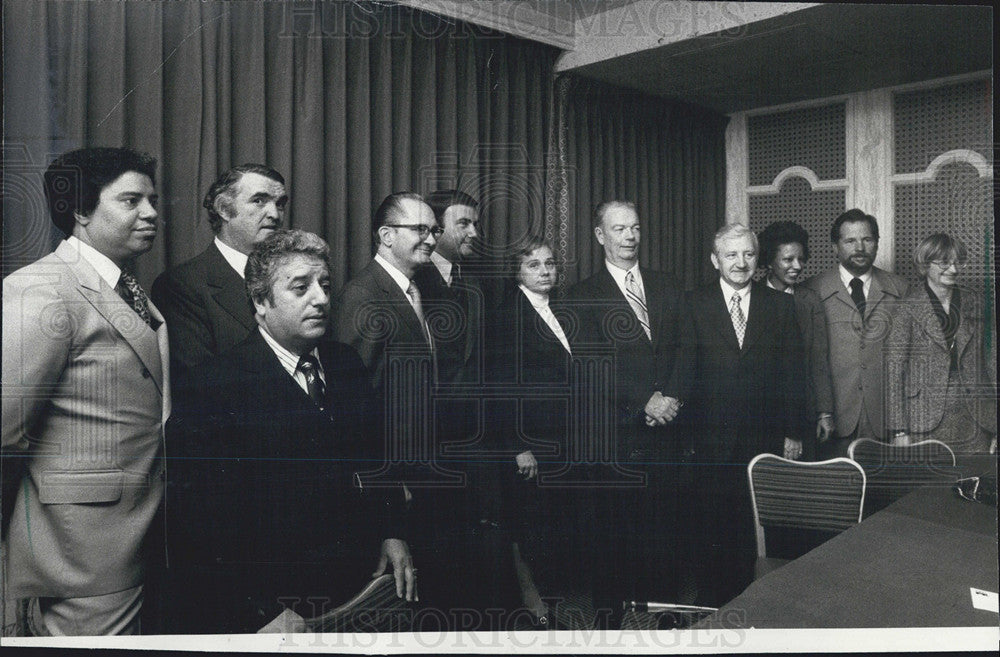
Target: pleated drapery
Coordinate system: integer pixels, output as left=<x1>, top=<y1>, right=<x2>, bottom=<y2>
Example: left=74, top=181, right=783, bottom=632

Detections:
left=3, top=0, right=727, bottom=292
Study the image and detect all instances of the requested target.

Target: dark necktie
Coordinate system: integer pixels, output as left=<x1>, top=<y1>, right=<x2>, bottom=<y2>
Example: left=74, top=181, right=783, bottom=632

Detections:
left=451, top=262, right=462, bottom=287
left=297, top=354, right=326, bottom=408
left=116, top=271, right=160, bottom=331
left=849, top=277, right=866, bottom=319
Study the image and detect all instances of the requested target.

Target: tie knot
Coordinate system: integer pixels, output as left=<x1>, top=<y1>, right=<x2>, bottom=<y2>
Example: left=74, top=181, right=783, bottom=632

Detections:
left=850, top=278, right=863, bottom=293
left=298, top=354, right=320, bottom=373
left=731, top=291, right=741, bottom=306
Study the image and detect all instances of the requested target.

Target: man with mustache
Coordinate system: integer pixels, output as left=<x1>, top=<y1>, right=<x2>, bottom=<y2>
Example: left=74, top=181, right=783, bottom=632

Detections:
left=565, top=200, right=691, bottom=624
left=680, top=223, right=807, bottom=604
left=803, top=209, right=908, bottom=459
left=3, top=147, right=167, bottom=634
left=152, top=164, right=288, bottom=380
left=165, top=229, right=414, bottom=633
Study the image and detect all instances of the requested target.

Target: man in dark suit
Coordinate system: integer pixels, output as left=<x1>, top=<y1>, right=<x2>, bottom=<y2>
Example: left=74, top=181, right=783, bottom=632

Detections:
left=413, top=189, right=482, bottom=386
left=3, top=147, right=167, bottom=635
left=165, top=229, right=414, bottom=634
left=565, top=200, right=691, bottom=620
left=802, top=209, right=908, bottom=458
left=151, top=164, right=288, bottom=380
left=682, top=223, right=807, bottom=604
left=334, top=193, right=513, bottom=628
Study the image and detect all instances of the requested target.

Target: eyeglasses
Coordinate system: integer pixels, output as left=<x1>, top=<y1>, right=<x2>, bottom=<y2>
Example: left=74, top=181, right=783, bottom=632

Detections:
left=929, top=260, right=963, bottom=270
left=384, top=224, right=443, bottom=239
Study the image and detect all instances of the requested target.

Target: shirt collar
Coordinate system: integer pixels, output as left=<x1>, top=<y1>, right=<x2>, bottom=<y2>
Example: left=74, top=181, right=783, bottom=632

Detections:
left=430, top=251, right=454, bottom=286
left=719, top=277, right=752, bottom=301
left=374, top=254, right=413, bottom=295
left=604, top=259, right=641, bottom=289
left=258, top=325, right=322, bottom=374
left=518, top=284, right=550, bottom=308
left=66, top=235, right=122, bottom=288
left=766, top=278, right=794, bottom=294
left=215, top=237, right=249, bottom=278
left=838, top=264, right=872, bottom=290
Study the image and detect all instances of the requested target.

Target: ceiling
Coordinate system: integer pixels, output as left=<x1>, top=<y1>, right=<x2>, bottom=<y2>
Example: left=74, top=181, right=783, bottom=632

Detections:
left=562, top=3, right=992, bottom=113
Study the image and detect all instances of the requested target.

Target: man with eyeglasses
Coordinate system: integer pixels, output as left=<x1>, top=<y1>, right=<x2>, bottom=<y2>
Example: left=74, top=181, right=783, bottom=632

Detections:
left=334, top=193, right=514, bottom=628
left=803, top=209, right=908, bottom=459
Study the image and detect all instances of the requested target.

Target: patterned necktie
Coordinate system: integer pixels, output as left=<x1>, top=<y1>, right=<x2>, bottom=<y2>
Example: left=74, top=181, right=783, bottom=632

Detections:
left=850, top=277, right=867, bottom=320
left=297, top=355, right=326, bottom=408
left=116, top=271, right=159, bottom=331
left=624, top=270, right=651, bottom=340
left=406, top=281, right=433, bottom=348
left=730, top=291, right=746, bottom=347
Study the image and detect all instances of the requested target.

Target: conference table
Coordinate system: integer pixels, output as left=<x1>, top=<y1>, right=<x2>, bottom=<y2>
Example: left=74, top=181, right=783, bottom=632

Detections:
left=694, top=456, right=998, bottom=628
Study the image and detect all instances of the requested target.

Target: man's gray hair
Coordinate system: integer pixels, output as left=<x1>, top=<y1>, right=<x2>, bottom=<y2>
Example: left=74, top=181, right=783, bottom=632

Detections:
left=246, top=229, right=330, bottom=308
left=712, top=223, right=758, bottom=255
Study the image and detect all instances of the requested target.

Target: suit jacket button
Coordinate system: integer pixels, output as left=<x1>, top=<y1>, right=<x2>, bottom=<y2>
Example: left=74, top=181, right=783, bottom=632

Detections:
left=141, top=368, right=151, bottom=378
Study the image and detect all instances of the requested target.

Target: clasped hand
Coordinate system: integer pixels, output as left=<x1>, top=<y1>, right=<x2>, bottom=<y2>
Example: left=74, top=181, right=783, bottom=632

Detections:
left=644, top=391, right=682, bottom=426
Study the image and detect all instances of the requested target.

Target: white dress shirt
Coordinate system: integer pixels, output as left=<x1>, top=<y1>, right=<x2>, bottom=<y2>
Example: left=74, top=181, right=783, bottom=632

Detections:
left=430, top=251, right=455, bottom=287
left=215, top=237, right=248, bottom=278
left=604, top=260, right=645, bottom=301
left=258, top=326, right=326, bottom=394
left=519, top=284, right=571, bottom=354
left=719, top=277, right=751, bottom=320
left=66, top=235, right=122, bottom=289
left=838, top=264, right=872, bottom=298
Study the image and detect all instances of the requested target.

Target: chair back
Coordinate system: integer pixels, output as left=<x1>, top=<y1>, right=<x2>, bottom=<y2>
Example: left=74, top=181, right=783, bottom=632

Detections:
left=747, top=454, right=866, bottom=559
left=848, top=438, right=957, bottom=516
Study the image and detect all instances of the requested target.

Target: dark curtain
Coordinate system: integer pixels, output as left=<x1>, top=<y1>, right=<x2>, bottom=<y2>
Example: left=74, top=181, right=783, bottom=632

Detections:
left=3, top=0, right=727, bottom=293
left=553, top=75, right=728, bottom=290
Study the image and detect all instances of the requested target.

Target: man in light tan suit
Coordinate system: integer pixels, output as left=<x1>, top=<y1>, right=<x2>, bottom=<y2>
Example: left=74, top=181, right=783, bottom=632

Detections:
left=803, top=209, right=908, bottom=459
left=2, top=147, right=168, bottom=635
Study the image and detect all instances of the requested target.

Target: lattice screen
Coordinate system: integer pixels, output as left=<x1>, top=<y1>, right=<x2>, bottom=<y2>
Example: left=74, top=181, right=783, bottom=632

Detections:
left=892, top=79, right=994, bottom=289
left=749, top=178, right=846, bottom=280
left=748, top=103, right=846, bottom=186
left=894, top=78, right=993, bottom=174
left=747, top=101, right=848, bottom=278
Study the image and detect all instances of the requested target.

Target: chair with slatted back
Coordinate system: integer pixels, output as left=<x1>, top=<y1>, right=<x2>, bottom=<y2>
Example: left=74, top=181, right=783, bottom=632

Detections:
left=848, top=438, right=957, bottom=517
left=747, top=454, right=866, bottom=579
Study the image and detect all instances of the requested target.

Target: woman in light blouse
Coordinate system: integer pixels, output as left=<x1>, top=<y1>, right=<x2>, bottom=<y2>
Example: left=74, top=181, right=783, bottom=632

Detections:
left=487, top=237, right=575, bottom=627
left=888, top=233, right=996, bottom=454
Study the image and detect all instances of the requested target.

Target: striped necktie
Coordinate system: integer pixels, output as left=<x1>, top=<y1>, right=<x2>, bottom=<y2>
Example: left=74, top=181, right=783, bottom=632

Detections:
left=624, top=270, right=651, bottom=340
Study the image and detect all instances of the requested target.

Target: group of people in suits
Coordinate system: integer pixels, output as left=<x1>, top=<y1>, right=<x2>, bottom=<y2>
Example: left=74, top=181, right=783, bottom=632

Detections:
left=2, top=146, right=995, bottom=636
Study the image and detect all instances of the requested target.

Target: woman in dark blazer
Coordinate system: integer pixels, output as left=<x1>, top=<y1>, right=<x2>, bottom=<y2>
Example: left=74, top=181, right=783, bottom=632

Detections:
left=486, top=237, right=575, bottom=627
left=888, top=233, right=996, bottom=454
left=758, top=221, right=835, bottom=460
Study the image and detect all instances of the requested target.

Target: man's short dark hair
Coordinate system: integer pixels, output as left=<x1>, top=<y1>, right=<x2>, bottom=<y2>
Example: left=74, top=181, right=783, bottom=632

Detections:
left=759, top=221, right=811, bottom=267
left=203, top=164, right=285, bottom=234
left=245, top=229, right=330, bottom=309
left=831, top=208, right=879, bottom=243
left=372, top=191, right=426, bottom=244
left=44, top=147, right=157, bottom=236
left=593, top=200, right=637, bottom=228
left=425, top=189, right=478, bottom=223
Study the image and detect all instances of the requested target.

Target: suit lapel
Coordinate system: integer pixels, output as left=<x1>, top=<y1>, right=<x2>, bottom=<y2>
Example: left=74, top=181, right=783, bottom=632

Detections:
left=240, top=331, right=319, bottom=417
left=57, top=242, right=165, bottom=396
left=640, top=267, right=662, bottom=347
left=741, top=283, right=766, bottom=354
left=206, top=245, right=255, bottom=331
left=369, top=261, right=428, bottom=346
left=704, top=284, right=741, bottom=351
